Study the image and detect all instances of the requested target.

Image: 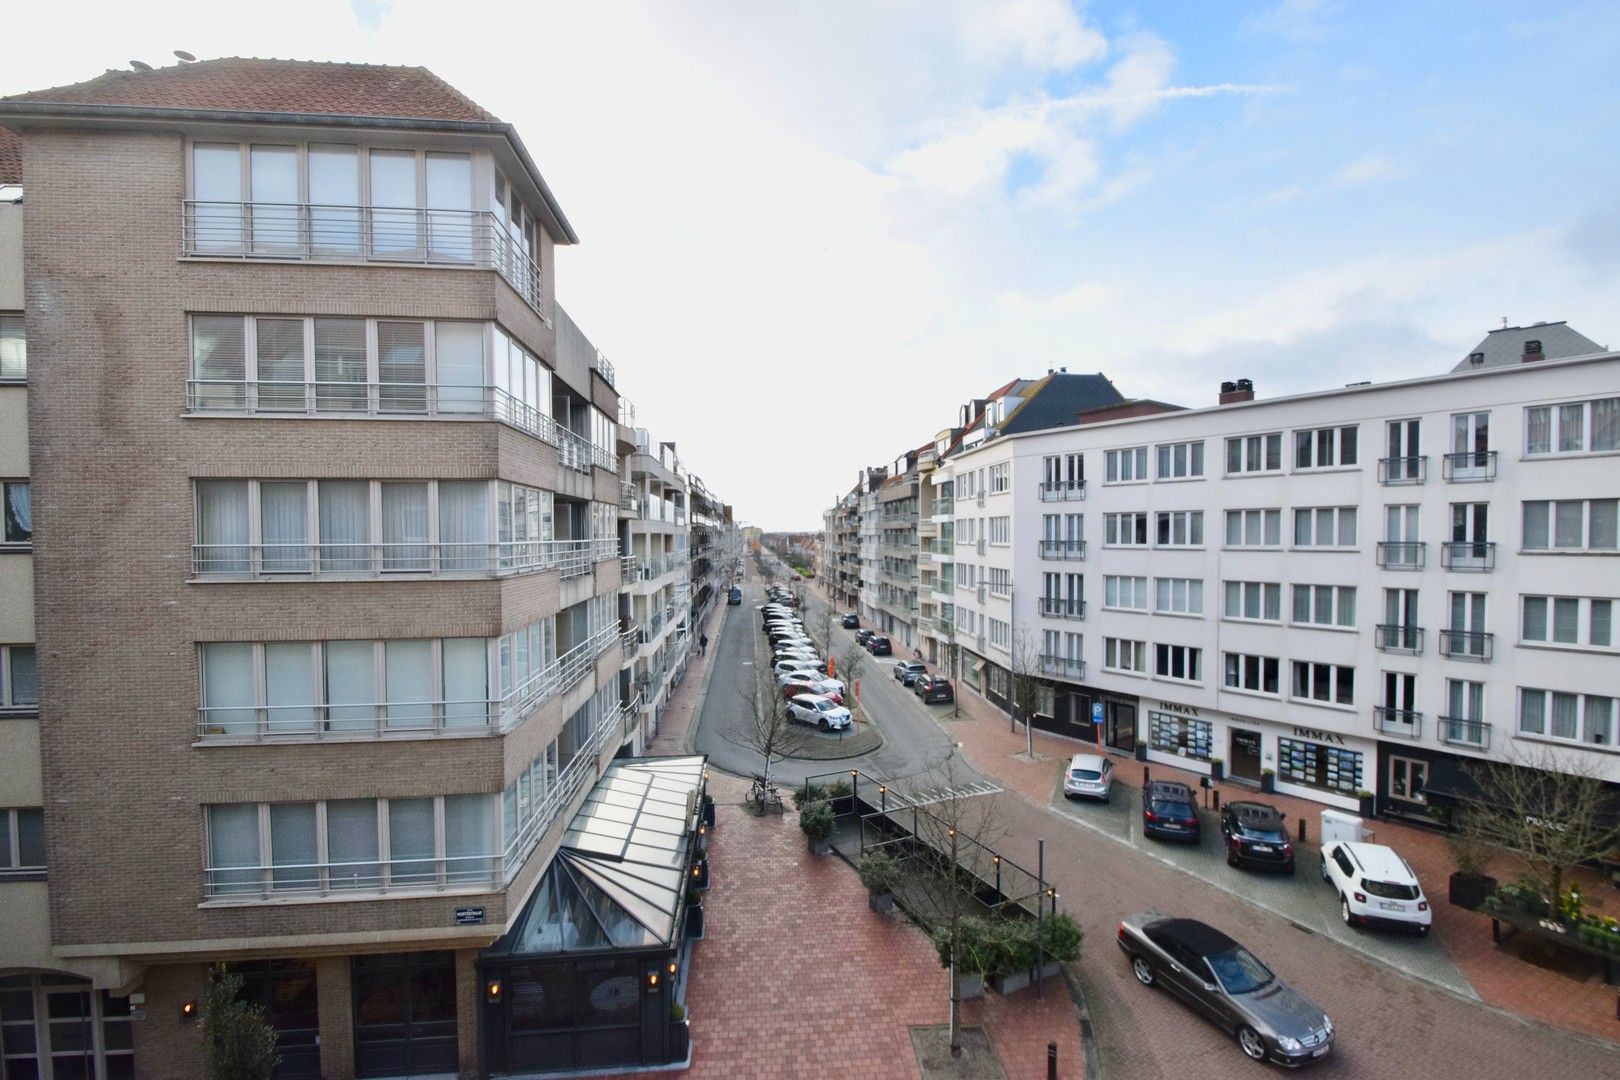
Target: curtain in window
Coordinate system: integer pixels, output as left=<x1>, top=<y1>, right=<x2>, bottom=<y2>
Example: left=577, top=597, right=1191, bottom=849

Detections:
left=318, top=481, right=370, bottom=572
left=1552, top=597, right=1580, bottom=643
left=388, top=798, right=435, bottom=884
left=434, top=321, right=486, bottom=415
left=376, top=321, right=427, bottom=413
left=259, top=482, right=309, bottom=573
left=1336, top=509, right=1356, bottom=547
left=207, top=804, right=260, bottom=894
left=1585, top=697, right=1615, bottom=745
left=1522, top=597, right=1548, bottom=640
left=3, top=482, right=30, bottom=545
left=1558, top=403, right=1586, bottom=452
left=442, top=638, right=490, bottom=728
left=264, top=643, right=317, bottom=735
left=437, top=480, right=490, bottom=571
left=270, top=803, right=318, bottom=891
left=191, top=144, right=243, bottom=253
left=325, top=799, right=379, bottom=890
left=1591, top=600, right=1612, bottom=647
left=8, top=647, right=37, bottom=706
left=0, top=315, right=26, bottom=381
left=324, top=640, right=376, bottom=731
left=369, top=149, right=419, bottom=256
left=380, top=483, right=429, bottom=571
left=384, top=640, right=434, bottom=729
left=1592, top=399, right=1620, bottom=452
left=1525, top=407, right=1551, bottom=454
left=1522, top=502, right=1549, bottom=549
left=308, top=144, right=360, bottom=254
left=313, top=317, right=367, bottom=413
left=1590, top=500, right=1618, bottom=549
left=248, top=145, right=299, bottom=255
left=1551, top=692, right=1579, bottom=739
left=195, top=481, right=250, bottom=573
left=191, top=316, right=247, bottom=409
left=424, top=153, right=473, bottom=262
left=200, top=642, right=256, bottom=735
left=444, top=794, right=496, bottom=883
left=1519, top=689, right=1545, bottom=735
left=1554, top=501, right=1584, bottom=548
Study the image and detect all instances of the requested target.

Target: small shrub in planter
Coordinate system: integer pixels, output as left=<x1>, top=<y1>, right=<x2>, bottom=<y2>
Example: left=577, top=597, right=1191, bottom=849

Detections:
left=794, top=783, right=829, bottom=811
left=1260, top=769, right=1275, bottom=794
left=1035, top=912, right=1084, bottom=965
left=1209, top=758, right=1224, bottom=782
left=799, top=799, right=835, bottom=855
left=858, top=850, right=902, bottom=913
left=931, top=917, right=996, bottom=999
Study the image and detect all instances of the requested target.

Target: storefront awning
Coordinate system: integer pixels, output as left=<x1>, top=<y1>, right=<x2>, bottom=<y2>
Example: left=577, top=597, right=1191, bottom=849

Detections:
left=485, top=756, right=706, bottom=957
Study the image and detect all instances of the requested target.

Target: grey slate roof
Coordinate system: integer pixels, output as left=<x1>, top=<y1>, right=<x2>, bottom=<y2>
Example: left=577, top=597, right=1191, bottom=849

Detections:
left=1001, top=372, right=1126, bottom=435
left=1451, top=322, right=1605, bottom=372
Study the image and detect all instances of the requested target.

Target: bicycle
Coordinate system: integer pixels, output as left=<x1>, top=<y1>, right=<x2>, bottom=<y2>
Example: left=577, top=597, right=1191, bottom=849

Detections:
left=749, top=774, right=784, bottom=815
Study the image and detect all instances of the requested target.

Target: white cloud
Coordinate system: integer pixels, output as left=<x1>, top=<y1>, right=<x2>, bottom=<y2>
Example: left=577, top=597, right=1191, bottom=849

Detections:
left=1333, top=153, right=1399, bottom=186
left=954, top=0, right=1108, bottom=70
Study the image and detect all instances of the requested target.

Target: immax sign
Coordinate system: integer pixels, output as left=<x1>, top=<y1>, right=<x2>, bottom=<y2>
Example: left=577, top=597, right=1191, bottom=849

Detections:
left=1291, top=725, right=1347, bottom=746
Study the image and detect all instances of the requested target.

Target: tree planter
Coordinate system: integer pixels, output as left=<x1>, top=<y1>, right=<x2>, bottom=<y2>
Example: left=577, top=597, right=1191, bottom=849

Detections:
left=1448, top=872, right=1497, bottom=911
left=1209, top=760, right=1225, bottom=782
left=1134, top=743, right=1148, bottom=762
left=692, top=857, right=709, bottom=891
left=989, top=961, right=1063, bottom=995
left=701, top=795, right=716, bottom=828
left=1358, top=795, right=1376, bottom=819
left=1260, top=773, right=1275, bottom=794
left=868, top=890, right=894, bottom=914
left=808, top=837, right=831, bottom=856
left=685, top=904, right=705, bottom=940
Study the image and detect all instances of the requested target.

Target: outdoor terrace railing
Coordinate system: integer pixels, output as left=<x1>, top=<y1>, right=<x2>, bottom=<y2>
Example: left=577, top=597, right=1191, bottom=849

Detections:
left=499, top=701, right=622, bottom=885
left=1441, top=541, right=1496, bottom=572
left=1373, top=707, right=1422, bottom=739
left=1376, top=541, right=1426, bottom=570
left=1037, top=539, right=1086, bottom=561
left=1439, top=629, right=1494, bottom=661
left=1377, top=456, right=1427, bottom=485
left=1037, top=479, right=1087, bottom=501
left=1038, top=598, right=1085, bottom=620
left=192, top=536, right=619, bottom=580
left=205, top=850, right=502, bottom=900
left=197, top=696, right=496, bottom=741
left=1442, top=451, right=1498, bottom=482
left=1040, top=654, right=1086, bottom=681
left=1438, top=716, right=1491, bottom=749
left=1374, top=624, right=1424, bottom=654
left=498, top=623, right=621, bottom=730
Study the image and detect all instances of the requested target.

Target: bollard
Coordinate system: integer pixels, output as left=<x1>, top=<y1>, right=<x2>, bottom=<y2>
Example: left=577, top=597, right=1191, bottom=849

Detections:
left=1213, top=790, right=1220, bottom=812
left=1298, top=816, right=1307, bottom=843
left=1143, top=765, right=1150, bottom=786
left=1047, top=1041, right=1058, bottom=1080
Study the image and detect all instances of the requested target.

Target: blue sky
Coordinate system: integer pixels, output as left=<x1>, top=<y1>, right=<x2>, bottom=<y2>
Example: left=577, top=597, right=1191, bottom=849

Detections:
left=6, top=1, right=1619, bottom=529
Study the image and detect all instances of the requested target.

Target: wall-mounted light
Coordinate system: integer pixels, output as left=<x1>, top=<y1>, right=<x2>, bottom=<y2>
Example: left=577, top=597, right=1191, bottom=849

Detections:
left=647, top=972, right=660, bottom=989
left=692, top=864, right=702, bottom=878
left=667, top=961, right=678, bottom=976
left=485, top=979, right=503, bottom=1004
left=178, top=1000, right=198, bottom=1022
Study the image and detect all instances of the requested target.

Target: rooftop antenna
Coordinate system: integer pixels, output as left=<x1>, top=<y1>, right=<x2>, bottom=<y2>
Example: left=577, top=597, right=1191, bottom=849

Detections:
left=174, top=50, right=197, bottom=63
left=129, top=60, right=153, bottom=72
left=1501, top=317, right=1509, bottom=329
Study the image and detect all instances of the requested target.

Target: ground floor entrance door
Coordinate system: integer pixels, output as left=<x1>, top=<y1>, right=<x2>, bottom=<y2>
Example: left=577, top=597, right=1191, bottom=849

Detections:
left=1386, top=755, right=1430, bottom=818
left=352, top=951, right=458, bottom=1078
left=1104, top=700, right=1136, bottom=752
left=1230, top=728, right=1263, bottom=782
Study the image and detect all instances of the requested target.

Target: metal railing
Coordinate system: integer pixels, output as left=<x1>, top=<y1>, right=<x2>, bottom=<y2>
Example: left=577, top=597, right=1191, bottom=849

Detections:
left=619, top=554, right=638, bottom=578
left=1373, top=708, right=1423, bottom=739
left=1374, top=624, right=1424, bottom=653
left=1377, top=456, right=1427, bottom=485
left=498, top=623, right=621, bottom=730
left=499, top=700, right=623, bottom=884
left=1439, top=630, right=1494, bottom=661
left=1040, top=655, right=1086, bottom=680
left=1038, top=480, right=1087, bottom=501
left=1441, top=541, right=1496, bottom=571
left=1442, top=450, right=1498, bottom=482
left=205, top=850, right=502, bottom=899
left=182, top=201, right=544, bottom=313
left=1438, top=716, right=1490, bottom=749
left=1039, top=598, right=1085, bottom=620
left=592, top=349, right=616, bottom=387
left=1037, top=539, right=1086, bottom=561
left=192, top=536, right=619, bottom=580
left=197, top=696, right=495, bottom=741
left=1375, top=541, right=1426, bottom=570
left=934, top=497, right=955, bottom=515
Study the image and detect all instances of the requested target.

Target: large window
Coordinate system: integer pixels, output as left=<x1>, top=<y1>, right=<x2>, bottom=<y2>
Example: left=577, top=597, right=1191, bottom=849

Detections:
left=1293, top=506, right=1356, bottom=548
left=2, top=481, right=29, bottom=546
left=0, top=645, right=37, bottom=713
left=0, top=315, right=24, bottom=382
left=1223, top=581, right=1280, bottom=622
left=1155, top=511, right=1203, bottom=547
left=1225, top=432, right=1282, bottom=474
left=988, top=516, right=1010, bottom=545
left=1521, top=596, right=1613, bottom=649
left=1223, top=653, right=1279, bottom=695
left=1291, top=662, right=1354, bottom=706
left=1225, top=508, right=1281, bottom=548
left=1156, top=440, right=1205, bottom=480
left=1104, top=575, right=1148, bottom=611
left=1105, top=447, right=1148, bottom=483
left=1522, top=499, right=1619, bottom=551
left=1104, top=637, right=1147, bottom=674
left=1293, top=426, right=1358, bottom=469
left=1149, top=712, right=1211, bottom=759
left=1153, top=643, right=1202, bottom=683
left=988, top=463, right=1010, bottom=493
left=1525, top=398, right=1620, bottom=455
left=0, top=974, right=136, bottom=1080
left=1105, top=513, right=1149, bottom=547
left=1291, top=585, right=1357, bottom=628
left=1153, top=577, right=1204, bottom=616
left=1519, top=688, right=1615, bottom=746
left=1278, top=738, right=1363, bottom=795
left=0, top=807, right=45, bottom=875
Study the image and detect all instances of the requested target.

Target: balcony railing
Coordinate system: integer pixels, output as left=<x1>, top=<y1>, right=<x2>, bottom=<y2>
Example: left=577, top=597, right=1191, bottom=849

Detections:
left=1376, top=541, right=1426, bottom=570
left=192, top=536, right=620, bottom=580
left=1440, top=541, right=1496, bottom=572
left=498, top=698, right=622, bottom=885
left=1374, top=624, right=1424, bottom=654
left=1037, top=539, right=1086, bottom=561
left=1039, top=598, right=1086, bottom=620
left=1442, top=450, right=1498, bottom=482
left=1038, top=480, right=1087, bottom=501
left=205, top=850, right=503, bottom=900
left=592, top=349, right=616, bottom=387
left=499, top=623, right=621, bottom=730
left=1373, top=708, right=1423, bottom=739
left=198, top=695, right=496, bottom=741
left=1377, top=457, right=1427, bottom=485
left=1040, top=655, right=1087, bottom=681
left=1439, top=629, right=1494, bottom=661
left=934, top=497, right=955, bottom=515
left=182, top=201, right=544, bottom=314
left=1438, top=716, right=1491, bottom=749
left=620, top=554, right=638, bottom=579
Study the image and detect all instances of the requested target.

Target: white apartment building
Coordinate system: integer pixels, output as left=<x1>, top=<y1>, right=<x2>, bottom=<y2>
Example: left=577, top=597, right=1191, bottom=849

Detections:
left=947, top=333, right=1620, bottom=814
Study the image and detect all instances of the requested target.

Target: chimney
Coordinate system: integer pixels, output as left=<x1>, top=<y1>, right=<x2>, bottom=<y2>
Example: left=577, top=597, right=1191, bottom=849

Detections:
left=1219, top=378, right=1255, bottom=405
left=1522, top=339, right=1544, bottom=363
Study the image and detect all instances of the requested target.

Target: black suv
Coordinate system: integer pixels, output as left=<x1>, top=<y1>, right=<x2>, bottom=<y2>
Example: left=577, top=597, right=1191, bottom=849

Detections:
left=914, top=676, right=954, bottom=704
left=1142, top=781, right=1201, bottom=842
left=867, top=635, right=892, bottom=657
left=842, top=613, right=860, bottom=628
left=1220, top=801, right=1295, bottom=873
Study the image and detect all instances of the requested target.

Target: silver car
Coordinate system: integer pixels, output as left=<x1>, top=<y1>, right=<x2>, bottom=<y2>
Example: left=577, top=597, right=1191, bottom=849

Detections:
left=1116, top=913, right=1333, bottom=1067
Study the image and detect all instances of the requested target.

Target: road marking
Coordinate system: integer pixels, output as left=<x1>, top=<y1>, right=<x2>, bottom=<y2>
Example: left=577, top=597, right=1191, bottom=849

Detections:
left=901, top=779, right=1002, bottom=806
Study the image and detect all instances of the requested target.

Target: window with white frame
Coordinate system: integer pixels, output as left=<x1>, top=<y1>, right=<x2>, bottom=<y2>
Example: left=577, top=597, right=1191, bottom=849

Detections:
left=1525, top=398, right=1620, bottom=455
left=0, top=807, right=46, bottom=875
left=1105, top=513, right=1149, bottom=547
left=1522, top=499, right=1619, bottom=551
left=1293, top=425, right=1359, bottom=469
left=1291, top=585, right=1357, bottom=628
left=1154, top=577, right=1204, bottom=616
left=1153, top=643, right=1202, bottom=682
left=1156, top=440, right=1205, bottom=480
left=2, top=482, right=29, bottom=546
left=1518, top=688, right=1615, bottom=746
left=957, top=563, right=977, bottom=588
left=1224, top=508, right=1281, bottom=548
left=988, top=516, right=1010, bottom=545
left=1291, top=661, right=1354, bottom=706
left=988, top=463, right=1010, bottom=493
left=1521, top=596, right=1613, bottom=648
left=1104, top=637, right=1147, bottom=674
left=989, top=618, right=1011, bottom=649
left=1224, top=652, right=1280, bottom=695
left=1104, top=575, right=1148, bottom=611
left=1155, top=510, right=1204, bottom=547
left=1105, top=447, right=1149, bottom=483
left=1225, top=432, right=1283, bottom=474
left=956, top=471, right=976, bottom=498
left=988, top=567, right=1012, bottom=596
left=0, top=646, right=38, bottom=713
left=0, top=314, right=24, bottom=382
left=1223, top=581, right=1281, bottom=622
left=1293, top=506, right=1357, bottom=547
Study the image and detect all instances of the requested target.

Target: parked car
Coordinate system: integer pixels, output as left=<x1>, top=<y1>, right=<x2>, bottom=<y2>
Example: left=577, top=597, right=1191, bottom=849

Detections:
left=1116, top=914, right=1334, bottom=1066
left=1320, top=841, right=1431, bottom=934
left=913, top=676, right=954, bottom=703
left=892, top=660, right=927, bottom=685
left=728, top=586, right=743, bottom=605
left=867, top=635, right=892, bottom=656
left=779, top=673, right=845, bottom=703
left=854, top=628, right=876, bottom=645
left=773, top=658, right=824, bottom=677
left=1141, top=781, right=1201, bottom=842
left=1220, top=801, right=1295, bottom=873
left=1063, top=753, right=1114, bottom=802
left=785, top=693, right=852, bottom=731
left=842, top=613, right=860, bottom=628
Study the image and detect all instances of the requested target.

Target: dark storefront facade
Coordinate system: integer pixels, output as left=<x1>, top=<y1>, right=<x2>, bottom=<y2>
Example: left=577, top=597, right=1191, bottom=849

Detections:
left=1028, top=678, right=1139, bottom=754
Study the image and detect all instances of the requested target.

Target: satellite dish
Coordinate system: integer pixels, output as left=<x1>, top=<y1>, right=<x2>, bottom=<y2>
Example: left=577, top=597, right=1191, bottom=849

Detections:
left=129, top=60, right=153, bottom=71
left=174, top=50, right=196, bottom=62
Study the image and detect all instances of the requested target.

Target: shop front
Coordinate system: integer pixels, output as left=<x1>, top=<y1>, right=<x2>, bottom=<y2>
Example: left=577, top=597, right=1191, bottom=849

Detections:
left=1029, top=680, right=1138, bottom=754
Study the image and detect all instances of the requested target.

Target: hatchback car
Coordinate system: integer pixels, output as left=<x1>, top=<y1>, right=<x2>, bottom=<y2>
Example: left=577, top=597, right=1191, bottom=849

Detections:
left=913, top=676, right=954, bottom=704
left=892, top=660, right=927, bottom=685
left=1117, top=914, right=1333, bottom=1066
left=1221, top=802, right=1295, bottom=873
left=867, top=636, right=893, bottom=656
left=1320, top=841, right=1431, bottom=934
left=1142, top=781, right=1201, bottom=842
left=842, top=613, right=860, bottom=628
left=785, top=693, right=852, bottom=731
left=1063, top=753, right=1114, bottom=802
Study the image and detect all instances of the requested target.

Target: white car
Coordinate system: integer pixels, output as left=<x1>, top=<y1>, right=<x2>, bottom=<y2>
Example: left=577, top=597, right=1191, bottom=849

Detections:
left=773, top=658, right=823, bottom=676
left=786, top=693, right=852, bottom=731
left=1062, top=752, right=1114, bottom=802
left=1320, top=840, right=1431, bottom=934
left=779, top=673, right=845, bottom=703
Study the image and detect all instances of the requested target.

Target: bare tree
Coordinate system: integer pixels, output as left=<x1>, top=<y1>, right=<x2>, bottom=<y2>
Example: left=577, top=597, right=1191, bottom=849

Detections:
left=833, top=639, right=869, bottom=721
left=1008, top=627, right=1045, bottom=757
left=1458, top=747, right=1620, bottom=907
left=724, top=646, right=813, bottom=798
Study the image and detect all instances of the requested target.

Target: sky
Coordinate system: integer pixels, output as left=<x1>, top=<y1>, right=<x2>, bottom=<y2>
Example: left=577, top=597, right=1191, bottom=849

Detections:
left=6, top=1, right=1620, bottom=531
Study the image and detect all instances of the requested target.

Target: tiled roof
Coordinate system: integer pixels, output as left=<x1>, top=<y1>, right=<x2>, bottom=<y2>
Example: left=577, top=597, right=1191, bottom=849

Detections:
left=1450, top=321, right=1604, bottom=372
left=1002, top=372, right=1125, bottom=435
left=2, top=57, right=499, bottom=123
left=0, top=126, right=19, bottom=184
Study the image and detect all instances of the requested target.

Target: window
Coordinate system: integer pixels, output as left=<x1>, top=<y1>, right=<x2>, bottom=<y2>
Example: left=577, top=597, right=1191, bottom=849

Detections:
left=1105, top=447, right=1148, bottom=483
left=1519, top=688, right=1615, bottom=746
left=988, top=619, right=1011, bottom=649
left=1223, top=581, right=1281, bottom=622
left=1149, top=711, right=1211, bottom=759
left=1224, top=653, right=1280, bottom=695
left=988, top=568, right=1012, bottom=596
left=1526, top=398, right=1620, bottom=455
left=1291, top=585, right=1357, bottom=628
left=0, top=645, right=38, bottom=713
left=1226, top=432, right=1283, bottom=474
left=1156, top=440, right=1205, bottom=480
left=1278, top=738, right=1363, bottom=795
left=0, top=808, right=46, bottom=874
left=1293, top=426, right=1358, bottom=469
left=988, top=463, right=1009, bottom=493
left=1523, top=499, right=1619, bottom=551
left=1154, top=577, right=1204, bottom=616
left=1225, top=508, right=1281, bottom=548
left=0, top=315, right=24, bottom=381
left=1154, top=643, right=1202, bottom=683
left=1293, top=506, right=1356, bottom=547
left=1104, top=637, right=1147, bottom=674
left=1105, top=513, right=1149, bottom=547
left=1155, top=511, right=1204, bottom=547
left=988, top=516, right=1010, bottom=545
left=2, top=482, right=29, bottom=546
left=1522, top=596, right=1614, bottom=649
left=1103, top=575, right=1148, bottom=611
left=1291, top=662, right=1354, bottom=706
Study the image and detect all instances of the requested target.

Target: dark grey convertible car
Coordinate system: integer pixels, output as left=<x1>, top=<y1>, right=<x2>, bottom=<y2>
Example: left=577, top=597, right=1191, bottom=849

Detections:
left=1116, top=914, right=1333, bottom=1067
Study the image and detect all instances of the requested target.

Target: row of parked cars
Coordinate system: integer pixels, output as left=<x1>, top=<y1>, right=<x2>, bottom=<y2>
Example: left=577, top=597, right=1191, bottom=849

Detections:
left=761, top=591, right=851, bottom=732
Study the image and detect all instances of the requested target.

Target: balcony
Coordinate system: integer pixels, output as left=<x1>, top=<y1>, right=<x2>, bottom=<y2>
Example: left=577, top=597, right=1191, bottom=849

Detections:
left=1038, top=480, right=1087, bottom=502
left=1374, top=624, right=1424, bottom=654
left=192, top=536, right=620, bottom=581
left=1040, top=655, right=1087, bottom=681
left=1377, top=456, right=1428, bottom=485
left=1376, top=541, right=1426, bottom=570
left=1438, top=716, right=1491, bottom=749
left=1440, top=541, right=1496, bottom=572
left=1439, top=630, right=1494, bottom=661
left=592, top=349, right=616, bottom=387
left=1442, top=450, right=1498, bottom=482
left=1373, top=708, right=1423, bottom=739
left=1039, top=598, right=1086, bottom=621
left=1037, top=540, right=1086, bottom=561
left=182, top=201, right=544, bottom=315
